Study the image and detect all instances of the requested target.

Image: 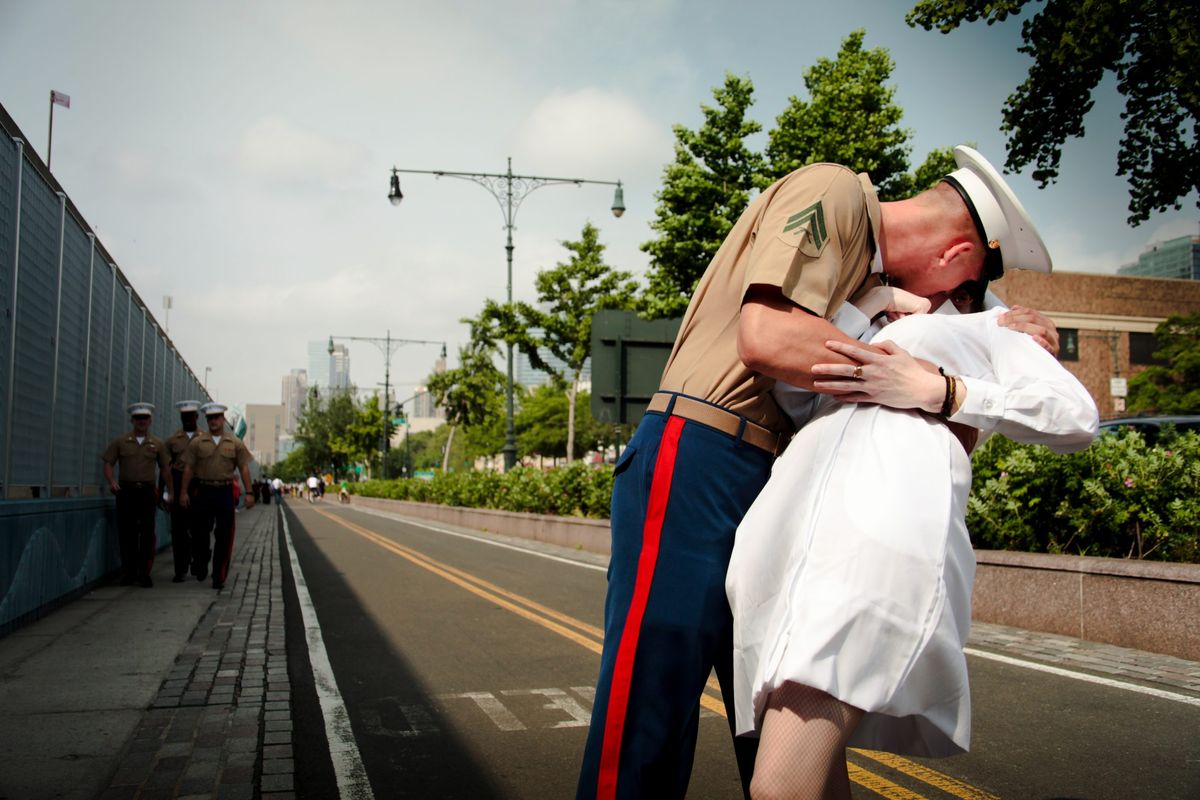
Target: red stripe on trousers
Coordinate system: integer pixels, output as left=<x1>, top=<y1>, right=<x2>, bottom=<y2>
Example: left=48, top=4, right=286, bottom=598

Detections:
left=596, top=415, right=686, bottom=800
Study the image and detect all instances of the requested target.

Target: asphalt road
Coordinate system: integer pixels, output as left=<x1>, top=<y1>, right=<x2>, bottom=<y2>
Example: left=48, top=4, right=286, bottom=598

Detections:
left=278, top=500, right=1200, bottom=800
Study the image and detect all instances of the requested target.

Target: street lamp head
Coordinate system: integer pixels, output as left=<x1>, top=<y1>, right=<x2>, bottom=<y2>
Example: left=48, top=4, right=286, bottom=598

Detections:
left=388, top=170, right=404, bottom=206
left=611, top=181, right=625, bottom=219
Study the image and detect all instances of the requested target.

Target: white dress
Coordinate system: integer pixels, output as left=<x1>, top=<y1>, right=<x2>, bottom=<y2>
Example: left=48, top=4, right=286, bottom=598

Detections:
left=725, top=305, right=1098, bottom=757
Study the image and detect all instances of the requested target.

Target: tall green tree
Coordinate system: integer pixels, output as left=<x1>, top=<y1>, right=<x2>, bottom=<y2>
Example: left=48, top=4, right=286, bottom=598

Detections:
left=907, top=0, right=1200, bottom=225
left=640, top=72, right=766, bottom=319
left=494, top=223, right=638, bottom=463
left=1128, top=313, right=1200, bottom=414
left=426, top=313, right=508, bottom=469
left=295, top=389, right=379, bottom=478
left=764, top=30, right=912, bottom=198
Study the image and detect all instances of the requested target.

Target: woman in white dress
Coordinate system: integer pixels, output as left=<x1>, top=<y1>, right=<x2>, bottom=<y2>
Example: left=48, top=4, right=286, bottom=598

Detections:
left=725, top=283, right=1099, bottom=799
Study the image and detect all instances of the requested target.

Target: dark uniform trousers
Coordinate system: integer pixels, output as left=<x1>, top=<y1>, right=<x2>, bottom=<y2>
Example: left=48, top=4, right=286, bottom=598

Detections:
left=576, top=401, right=775, bottom=800
left=194, top=483, right=237, bottom=586
left=116, top=483, right=158, bottom=581
left=170, top=469, right=208, bottom=578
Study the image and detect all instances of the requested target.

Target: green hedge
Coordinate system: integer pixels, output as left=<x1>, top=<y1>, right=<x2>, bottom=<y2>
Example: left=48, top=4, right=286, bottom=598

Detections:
left=967, top=427, right=1200, bottom=563
left=350, top=461, right=614, bottom=519
left=351, top=429, right=1200, bottom=563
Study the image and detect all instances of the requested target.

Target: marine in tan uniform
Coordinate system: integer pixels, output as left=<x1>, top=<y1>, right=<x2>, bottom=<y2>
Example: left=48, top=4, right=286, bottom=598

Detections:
left=577, top=148, right=1062, bottom=800
left=179, top=402, right=254, bottom=590
left=102, top=402, right=172, bottom=587
left=164, top=400, right=205, bottom=582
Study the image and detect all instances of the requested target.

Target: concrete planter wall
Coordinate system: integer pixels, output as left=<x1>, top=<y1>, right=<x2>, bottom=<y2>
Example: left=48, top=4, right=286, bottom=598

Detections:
left=353, top=495, right=1200, bottom=663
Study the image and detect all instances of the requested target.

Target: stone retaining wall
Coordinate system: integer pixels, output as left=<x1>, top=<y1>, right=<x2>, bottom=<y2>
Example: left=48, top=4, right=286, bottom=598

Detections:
left=352, top=496, right=1200, bottom=662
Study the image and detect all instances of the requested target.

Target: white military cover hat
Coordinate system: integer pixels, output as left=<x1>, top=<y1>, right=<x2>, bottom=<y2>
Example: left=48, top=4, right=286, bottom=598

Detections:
left=175, top=400, right=201, bottom=413
left=942, top=145, right=1052, bottom=280
left=127, top=402, right=154, bottom=416
left=200, top=401, right=228, bottom=416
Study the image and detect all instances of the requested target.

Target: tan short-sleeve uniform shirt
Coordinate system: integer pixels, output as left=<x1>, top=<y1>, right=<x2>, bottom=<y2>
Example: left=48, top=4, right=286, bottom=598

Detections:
left=165, top=430, right=197, bottom=472
left=101, top=433, right=169, bottom=482
left=659, top=164, right=881, bottom=435
left=185, top=432, right=252, bottom=481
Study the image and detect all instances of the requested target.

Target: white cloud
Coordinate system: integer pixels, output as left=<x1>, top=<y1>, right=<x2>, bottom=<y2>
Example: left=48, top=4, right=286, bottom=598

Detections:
left=514, top=88, right=672, bottom=177
left=235, top=116, right=370, bottom=189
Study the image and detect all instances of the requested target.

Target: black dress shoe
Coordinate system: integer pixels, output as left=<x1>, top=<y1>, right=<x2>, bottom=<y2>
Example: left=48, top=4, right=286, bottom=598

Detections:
left=212, top=580, right=224, bottom=591
left=119, top=576, right=136, bottom=586
left=139, top=577, right=153, bottom=588
left=195, top=568, right=208, bottom=582
left=172, top=575, right=185, bottom=583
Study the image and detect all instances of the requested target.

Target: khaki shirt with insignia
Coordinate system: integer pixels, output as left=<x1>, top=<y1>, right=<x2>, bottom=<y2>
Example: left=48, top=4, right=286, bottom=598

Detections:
left=101, top=433, right=170, bottom=482
left=165, top=429, right=198, bottom=472
left=184, top=431, right=252, bottom=481
left=659, top=164, right=881, bottom=435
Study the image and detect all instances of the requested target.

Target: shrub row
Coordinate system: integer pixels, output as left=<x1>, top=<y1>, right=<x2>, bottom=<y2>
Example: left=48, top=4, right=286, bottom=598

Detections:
left=967, top=427, right=1200, bottom=563
left=351, top=428, right=1200, bottom=563
left=350, top=461, right=614, bottom=519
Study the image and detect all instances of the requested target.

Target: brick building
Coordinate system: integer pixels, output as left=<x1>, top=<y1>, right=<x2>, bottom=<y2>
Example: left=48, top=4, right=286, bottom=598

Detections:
left=989, top=271, right=1200, bottom=419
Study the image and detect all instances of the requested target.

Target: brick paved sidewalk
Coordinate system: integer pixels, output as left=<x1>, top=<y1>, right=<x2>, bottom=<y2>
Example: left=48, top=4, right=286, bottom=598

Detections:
left=101, top=504, right=292, bottom=800
left=969, top=620, right=1200, bottom=697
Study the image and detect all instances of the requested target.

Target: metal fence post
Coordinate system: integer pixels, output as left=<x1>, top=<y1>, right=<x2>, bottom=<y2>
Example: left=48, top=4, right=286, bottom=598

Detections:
left=2, top=138, right=24, bottom=497
left=78, top=232, right=96, bottom=491
left=46, top=192, right=66, bottom=492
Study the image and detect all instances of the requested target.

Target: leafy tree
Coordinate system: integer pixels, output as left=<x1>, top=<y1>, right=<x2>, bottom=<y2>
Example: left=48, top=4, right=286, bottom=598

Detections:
left=640, top=72, right=766, bottom=319
left=764, top=30, right=911, bottom=198
left=1128, top=313, right=1200, bottom=414
left=517, top=383, right=570, bottom=463
left=426, top=314, right=508, bottom=469
left=907, top=0, right=1200, bottom=225
left=294, top=388, right=384, bottom=479
left=491, top=223, right=638, bottom=463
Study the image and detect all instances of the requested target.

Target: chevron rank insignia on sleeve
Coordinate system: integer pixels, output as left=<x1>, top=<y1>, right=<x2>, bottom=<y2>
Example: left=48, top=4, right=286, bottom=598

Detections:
left=783, top=201, right=827, bottom=252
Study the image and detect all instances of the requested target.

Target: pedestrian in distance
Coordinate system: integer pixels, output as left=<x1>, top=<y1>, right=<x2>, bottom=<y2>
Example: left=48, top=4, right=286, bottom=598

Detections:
left=102, top=402, right=173, bottom=588
left=576, top=146, right=1065, bottom=800
left=180, top=402, right=254, bottom=591
left=163, top=400, right=205, bottom=583
left=306, top=474, right=320, bottom=502
left=339, top=479, right=350, bottom=504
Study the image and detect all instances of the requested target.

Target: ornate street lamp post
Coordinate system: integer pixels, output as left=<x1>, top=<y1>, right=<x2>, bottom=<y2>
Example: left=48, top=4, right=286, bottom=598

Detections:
left=328, top=332, right=445, bottom=479
left=388, top=157, right=624, bottom=470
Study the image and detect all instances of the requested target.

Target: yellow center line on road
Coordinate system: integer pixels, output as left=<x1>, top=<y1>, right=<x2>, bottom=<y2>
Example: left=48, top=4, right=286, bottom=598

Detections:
left=302, top=504, right=989, bottom=800
left=855, top=751, right=1000, bottom=800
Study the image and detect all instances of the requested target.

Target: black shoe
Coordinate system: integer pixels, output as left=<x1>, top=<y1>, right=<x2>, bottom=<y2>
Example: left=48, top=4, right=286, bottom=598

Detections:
left=195, top=568, right=208, bottom=582
left=119, top=576, right=136, bottom=586
left=139, top=576, right=153, bottom=588
left=172, top=575, right=185, bottom=583
left=212, top=580, right=224, bottom=591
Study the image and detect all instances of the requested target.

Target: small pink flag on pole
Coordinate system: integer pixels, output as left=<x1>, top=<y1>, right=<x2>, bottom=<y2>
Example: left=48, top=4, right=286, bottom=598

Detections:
left=51, top=90, right=71, bottom=108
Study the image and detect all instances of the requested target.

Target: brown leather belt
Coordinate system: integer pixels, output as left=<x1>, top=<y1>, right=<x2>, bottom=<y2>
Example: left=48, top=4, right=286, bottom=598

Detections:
left=198, top=479, right=232, bottom=487
left=646, top=392, right=788, bottom=456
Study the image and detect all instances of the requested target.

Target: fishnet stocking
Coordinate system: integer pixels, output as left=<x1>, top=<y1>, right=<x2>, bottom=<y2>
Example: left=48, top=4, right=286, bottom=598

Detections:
left=749, top=682, right=863, bottom=800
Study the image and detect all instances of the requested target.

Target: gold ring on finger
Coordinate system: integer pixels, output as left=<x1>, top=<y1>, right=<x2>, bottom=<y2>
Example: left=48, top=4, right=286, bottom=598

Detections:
left=852, top=365, right=863, bottom=380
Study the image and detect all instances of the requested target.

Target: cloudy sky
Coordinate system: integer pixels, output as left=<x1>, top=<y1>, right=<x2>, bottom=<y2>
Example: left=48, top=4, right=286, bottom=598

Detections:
left=2, top=0, right=1196, bottom=408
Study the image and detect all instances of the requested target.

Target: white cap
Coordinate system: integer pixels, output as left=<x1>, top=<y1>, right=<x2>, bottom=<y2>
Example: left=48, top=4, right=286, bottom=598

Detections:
left=200, top=401, right=227, bottom=417
left=942, top=145, right=1052, bottom=279
left=175, top=400, right=201, bottom=413
left=127, top=402, right=154, bottom=417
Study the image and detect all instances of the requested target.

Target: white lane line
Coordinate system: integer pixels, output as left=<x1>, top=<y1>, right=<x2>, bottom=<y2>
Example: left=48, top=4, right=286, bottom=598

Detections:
left=280, top=508, right=376, bottom=799
left=349, top=505, right=608, bottom=572
left=965, top=647, right=1200, bottom=707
